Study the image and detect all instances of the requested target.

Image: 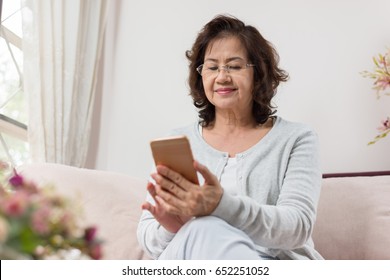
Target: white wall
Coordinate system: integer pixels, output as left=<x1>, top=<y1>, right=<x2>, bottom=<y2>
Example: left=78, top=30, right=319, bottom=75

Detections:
left=85, top=0, right=390, bottom=179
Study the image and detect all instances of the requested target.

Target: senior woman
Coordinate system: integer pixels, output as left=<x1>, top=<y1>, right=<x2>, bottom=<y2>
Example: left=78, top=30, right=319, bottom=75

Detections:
left=137, top=14, right=323, bottom=260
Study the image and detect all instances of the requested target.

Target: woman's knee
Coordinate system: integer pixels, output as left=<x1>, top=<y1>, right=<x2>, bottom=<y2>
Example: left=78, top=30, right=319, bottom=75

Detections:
left=171, top=216, right=260, bottom=259
left=180, top=216, right=228, bottom=234
left=173, top=216, right=228, bottom=242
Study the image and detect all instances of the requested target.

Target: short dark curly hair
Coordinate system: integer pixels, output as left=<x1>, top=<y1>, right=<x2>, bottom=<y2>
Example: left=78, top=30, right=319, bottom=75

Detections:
left=186, top=14, right=289, bottom=127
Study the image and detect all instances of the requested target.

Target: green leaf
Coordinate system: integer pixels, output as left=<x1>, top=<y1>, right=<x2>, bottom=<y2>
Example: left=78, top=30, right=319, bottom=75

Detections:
left=19, top=226, right=45, bottom=254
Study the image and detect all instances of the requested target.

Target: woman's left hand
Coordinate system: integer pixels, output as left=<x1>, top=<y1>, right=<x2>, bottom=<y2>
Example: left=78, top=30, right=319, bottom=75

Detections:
left=151, top=161, right=223, bottom=217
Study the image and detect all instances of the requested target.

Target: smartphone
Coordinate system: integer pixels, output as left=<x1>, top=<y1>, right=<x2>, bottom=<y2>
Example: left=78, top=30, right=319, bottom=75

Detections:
left=150, top=135, right=199, bottom=184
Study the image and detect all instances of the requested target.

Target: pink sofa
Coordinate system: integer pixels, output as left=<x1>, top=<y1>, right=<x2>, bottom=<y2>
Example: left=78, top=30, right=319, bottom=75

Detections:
left=20, top=163, right=390, bottom=260
left=313, top=171, right=390, bottom=259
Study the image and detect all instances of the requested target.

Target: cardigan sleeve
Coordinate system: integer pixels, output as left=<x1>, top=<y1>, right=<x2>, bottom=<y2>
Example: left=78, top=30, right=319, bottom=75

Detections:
left=136, top=193, right=176, bottom=259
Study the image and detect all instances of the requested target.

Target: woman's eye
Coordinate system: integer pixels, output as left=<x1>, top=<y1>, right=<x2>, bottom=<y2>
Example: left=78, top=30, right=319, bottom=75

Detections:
left=207, top=66, right=218, bottom=71
left=229, top=65, right=242, bottom=70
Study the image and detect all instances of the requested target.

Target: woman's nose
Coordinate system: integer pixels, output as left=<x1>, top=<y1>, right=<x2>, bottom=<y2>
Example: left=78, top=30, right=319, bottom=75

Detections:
left=215, top=68, right=231, bottom=82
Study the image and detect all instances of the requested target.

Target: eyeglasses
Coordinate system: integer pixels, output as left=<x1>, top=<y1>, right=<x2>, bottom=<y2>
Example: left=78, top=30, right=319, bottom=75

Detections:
left=196, top=62, right=255, bottom=77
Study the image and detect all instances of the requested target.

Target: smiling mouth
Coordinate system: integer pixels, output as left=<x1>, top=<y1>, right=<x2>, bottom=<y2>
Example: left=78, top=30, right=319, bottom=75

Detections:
left=215, top=88, right=237, bottom=95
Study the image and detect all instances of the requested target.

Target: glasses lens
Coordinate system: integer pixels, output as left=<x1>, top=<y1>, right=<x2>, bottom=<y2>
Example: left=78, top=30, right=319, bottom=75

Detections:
left=198, top=62, right=253, bottom=77
left=201, top=63, right=219, bottom=77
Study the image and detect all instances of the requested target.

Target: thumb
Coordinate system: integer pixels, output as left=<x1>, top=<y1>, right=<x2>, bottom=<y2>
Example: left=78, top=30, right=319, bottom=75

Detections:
left=194, top=160, right=218, bottom=185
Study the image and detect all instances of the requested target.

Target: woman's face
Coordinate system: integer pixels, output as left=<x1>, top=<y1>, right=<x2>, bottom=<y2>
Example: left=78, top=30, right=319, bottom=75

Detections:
left=201, top=36, right=254, bottom=115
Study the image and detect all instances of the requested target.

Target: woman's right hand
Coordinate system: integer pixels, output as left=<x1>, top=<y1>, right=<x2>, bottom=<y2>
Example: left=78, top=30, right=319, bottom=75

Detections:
left=141, top=181, right=192, bottom=233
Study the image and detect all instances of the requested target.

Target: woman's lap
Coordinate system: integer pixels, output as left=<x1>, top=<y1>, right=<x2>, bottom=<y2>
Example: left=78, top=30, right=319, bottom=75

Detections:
left=158, top=216, right=269, bottom=260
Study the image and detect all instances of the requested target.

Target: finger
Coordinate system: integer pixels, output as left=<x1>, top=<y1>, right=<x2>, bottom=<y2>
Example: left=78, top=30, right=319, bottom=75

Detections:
left=146, top=182, right=166, bottom=210
left=155, top=184, right=187, bottom=210
left=156, top=165, right=192, bottom=191
left=141, top=202, right=156, bottom=215
left=151, top=172, right=187, bottom=199
left=155, top=195, right=182, bottom=215
left=146, top=182, right=161, bottom=204
left=151, top=172, right=173, bottom=191
left=156, top=165, right=187, bottom=186
left=146, top=182, right=158, bottom=199
left=194, top=161, right=218, bottom=184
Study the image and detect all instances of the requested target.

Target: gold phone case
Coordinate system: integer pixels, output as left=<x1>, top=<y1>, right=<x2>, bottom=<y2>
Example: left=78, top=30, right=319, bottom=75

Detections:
left=150, top=135, right=199, bottom=184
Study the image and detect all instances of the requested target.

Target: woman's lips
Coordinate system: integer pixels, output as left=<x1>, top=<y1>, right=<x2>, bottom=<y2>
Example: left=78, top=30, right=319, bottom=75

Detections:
left=215, top=87, right=237, bottom=95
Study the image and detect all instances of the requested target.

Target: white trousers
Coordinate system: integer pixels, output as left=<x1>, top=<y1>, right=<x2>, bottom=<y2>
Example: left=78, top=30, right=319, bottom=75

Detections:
left=158, top=216, right=267, bottom=260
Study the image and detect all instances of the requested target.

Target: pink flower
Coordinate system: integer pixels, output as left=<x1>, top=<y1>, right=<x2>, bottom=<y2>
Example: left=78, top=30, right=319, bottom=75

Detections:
left=9, top=173, right=24, bottom=187
left=89, top=243, right=103, bottom=260
left=31, top=205, right=51, bottom=235
left=84, top=226, right=97, bottom=242
left=374, top=76, right=390, bottom=91
left=2, top=191, right=29, bottom=217
left=8, top=172, right=39, bottom=195
left=377, top=117, right=390, bottom=132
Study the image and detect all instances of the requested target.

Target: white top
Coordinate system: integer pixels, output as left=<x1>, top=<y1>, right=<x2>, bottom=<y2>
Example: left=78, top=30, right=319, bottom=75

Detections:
left=198, top=125, right=238, bottom=195
left=220, top=157, right=238, bottom=195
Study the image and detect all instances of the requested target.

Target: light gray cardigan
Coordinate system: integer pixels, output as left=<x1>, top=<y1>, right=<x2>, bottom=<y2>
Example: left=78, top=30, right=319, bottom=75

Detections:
left=137, top=116, right=323, bottom=259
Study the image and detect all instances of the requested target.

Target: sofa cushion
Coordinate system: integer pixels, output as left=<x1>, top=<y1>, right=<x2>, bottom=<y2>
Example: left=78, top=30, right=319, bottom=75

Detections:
left=313, top=175, right=390, bottom=259
left=19, top=163, right=148, bottom=260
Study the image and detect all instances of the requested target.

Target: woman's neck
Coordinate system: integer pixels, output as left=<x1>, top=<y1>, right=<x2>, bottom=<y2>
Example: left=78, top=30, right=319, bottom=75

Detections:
left=209, top=110, right=258, bottom=134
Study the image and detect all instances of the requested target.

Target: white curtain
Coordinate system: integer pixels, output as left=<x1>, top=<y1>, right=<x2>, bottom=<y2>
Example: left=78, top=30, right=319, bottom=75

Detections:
left=22, top=0, right=108, bottom=167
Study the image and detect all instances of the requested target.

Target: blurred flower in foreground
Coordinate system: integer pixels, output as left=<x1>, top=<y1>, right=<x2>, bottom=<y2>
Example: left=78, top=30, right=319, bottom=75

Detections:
left=0, top=161, right=103, bottom=259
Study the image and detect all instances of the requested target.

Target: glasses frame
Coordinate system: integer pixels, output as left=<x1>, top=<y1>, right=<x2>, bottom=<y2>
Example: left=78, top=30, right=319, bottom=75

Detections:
left=196, top=63, right=255, bottom=76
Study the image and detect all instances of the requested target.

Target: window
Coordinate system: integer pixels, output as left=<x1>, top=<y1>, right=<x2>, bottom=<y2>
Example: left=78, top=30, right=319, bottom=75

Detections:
left=0, top=0, right=29, bottom=166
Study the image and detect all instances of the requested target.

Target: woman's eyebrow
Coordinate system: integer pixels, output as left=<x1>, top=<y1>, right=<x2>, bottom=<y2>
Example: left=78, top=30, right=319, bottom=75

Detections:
left=204, top=57, right=245, bottom=63
left=226, top=57, right=245, bottom=62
